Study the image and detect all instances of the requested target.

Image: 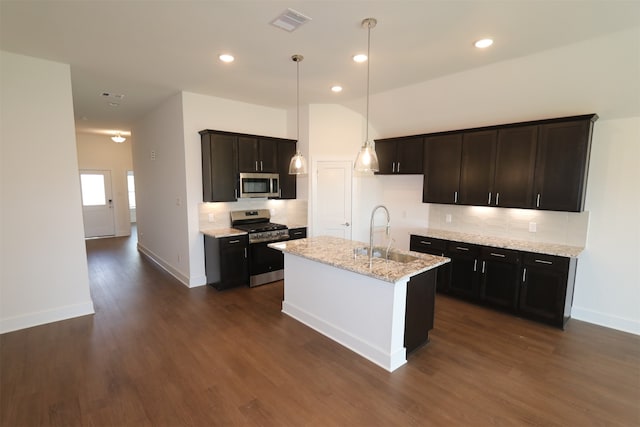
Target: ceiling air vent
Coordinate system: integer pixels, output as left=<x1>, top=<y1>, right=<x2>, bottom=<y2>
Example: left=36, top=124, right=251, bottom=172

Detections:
left=270, top=8, right=311, bottom=32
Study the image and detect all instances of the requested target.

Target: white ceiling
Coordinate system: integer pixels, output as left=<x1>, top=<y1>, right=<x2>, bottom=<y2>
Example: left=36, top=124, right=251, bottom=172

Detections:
left=1, top=1, right=639, bottom=136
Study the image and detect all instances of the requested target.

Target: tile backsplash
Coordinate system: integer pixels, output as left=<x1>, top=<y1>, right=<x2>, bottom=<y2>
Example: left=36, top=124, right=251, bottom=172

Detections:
left=199, top=199, right=308, bottom=230
left=428, top=204, right=589, bottom=247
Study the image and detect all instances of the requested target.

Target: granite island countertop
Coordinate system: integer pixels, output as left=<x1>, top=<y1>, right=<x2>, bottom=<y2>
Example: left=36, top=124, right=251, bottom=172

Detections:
left=269, top=235, right=450, bottom=283
left=409, top=228, right=584, bottom=258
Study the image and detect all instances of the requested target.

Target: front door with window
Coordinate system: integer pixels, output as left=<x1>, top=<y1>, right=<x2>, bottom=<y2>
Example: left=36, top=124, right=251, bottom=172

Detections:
left=80, top=170, right=115, bottom=238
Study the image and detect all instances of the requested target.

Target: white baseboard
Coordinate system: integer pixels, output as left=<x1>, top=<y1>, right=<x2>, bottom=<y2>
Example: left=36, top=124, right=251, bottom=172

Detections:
left=137, top=243, right=191, bottom=287
left=571, top=306, right=640, bottom=335
left=0, top=300, right=95, bottom=334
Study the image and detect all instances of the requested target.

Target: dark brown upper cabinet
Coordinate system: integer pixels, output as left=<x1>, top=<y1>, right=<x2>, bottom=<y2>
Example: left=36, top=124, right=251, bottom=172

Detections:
left=276, top=139, right=297, bottom=199
left=423, top=133, right=462, bottom=204
left=533, top=119, right=593, bottom=212
left=374, top=136, right=424, bottom=175
left=459, top=130, right=497, bottom=206
left=238, top=136, right=278, bottom=173
left=200, top=130, right=238, bottom=202
left=492, top=125, right=538, bottom=209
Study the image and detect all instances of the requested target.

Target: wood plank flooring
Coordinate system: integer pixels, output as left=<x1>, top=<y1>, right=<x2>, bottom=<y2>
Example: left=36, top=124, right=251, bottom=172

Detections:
left=1, top=233, right=639, bottom=426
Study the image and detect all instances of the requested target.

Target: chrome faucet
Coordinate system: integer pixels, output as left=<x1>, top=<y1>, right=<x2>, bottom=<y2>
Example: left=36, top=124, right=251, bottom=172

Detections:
left=369, top=205, right=391, bottom=268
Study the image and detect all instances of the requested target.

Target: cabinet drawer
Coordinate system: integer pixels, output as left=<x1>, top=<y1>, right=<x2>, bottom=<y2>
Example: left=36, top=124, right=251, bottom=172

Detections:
left=410, top=235, right=447, bottom=253
left=481, top=246, right=520, bottom=263
left=219, top=235, right=248, bottom=250
left=289, top=227, right=307, bottom=240
left=447, top=241, right=480, bottom=256
left=522, top=252, right=569, bottom=271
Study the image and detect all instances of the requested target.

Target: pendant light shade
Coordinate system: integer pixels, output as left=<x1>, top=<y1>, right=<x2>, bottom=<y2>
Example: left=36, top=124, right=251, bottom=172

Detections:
left=289, top=54, right=308, bottom=175
left=354, top=17, right=379, bottom=173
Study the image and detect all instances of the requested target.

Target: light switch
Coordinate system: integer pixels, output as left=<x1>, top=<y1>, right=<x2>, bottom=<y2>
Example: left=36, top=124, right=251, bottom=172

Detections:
left=445, top=214, right=452, bottom=223
left=208, top=213, right=214, bottom=222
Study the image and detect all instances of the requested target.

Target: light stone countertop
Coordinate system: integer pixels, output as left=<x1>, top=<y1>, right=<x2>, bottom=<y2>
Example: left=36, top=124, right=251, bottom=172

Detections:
left=269, top=235, right=450, bottom=283
left=409, top=228, right=584, bottom=258
left=200, top=228, right=247, bottom=239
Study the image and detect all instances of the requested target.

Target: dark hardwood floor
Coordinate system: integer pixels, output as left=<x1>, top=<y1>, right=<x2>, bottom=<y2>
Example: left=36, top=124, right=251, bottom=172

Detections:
left=2, top=233, right=639, bottom=426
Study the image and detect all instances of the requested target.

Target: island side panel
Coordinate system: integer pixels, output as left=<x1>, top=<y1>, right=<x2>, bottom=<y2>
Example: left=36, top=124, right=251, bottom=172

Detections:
left=282, top=253, right=408, bottom=372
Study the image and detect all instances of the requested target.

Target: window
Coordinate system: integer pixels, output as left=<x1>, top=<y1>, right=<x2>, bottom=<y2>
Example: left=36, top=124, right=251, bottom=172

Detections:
left=127, top=171, right=136, bottom=209
left=80, top=173, right=106, bottom=206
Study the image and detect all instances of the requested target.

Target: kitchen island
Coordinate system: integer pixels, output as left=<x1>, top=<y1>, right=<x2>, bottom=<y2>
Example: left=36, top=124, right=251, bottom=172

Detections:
left=269, top=236, right=449, bottom=372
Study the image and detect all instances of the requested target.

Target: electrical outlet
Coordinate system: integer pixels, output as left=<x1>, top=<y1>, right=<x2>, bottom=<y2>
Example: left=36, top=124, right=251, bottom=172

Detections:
left=529, top=222, right=537, bottom=233
left=208, top=213, right=215, bottom=222
left=176, top=197, right=181, bottom=206
left=445, top=214, right=452, bottom=223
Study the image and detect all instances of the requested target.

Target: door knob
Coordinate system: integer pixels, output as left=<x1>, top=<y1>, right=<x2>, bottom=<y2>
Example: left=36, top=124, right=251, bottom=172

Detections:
left=341, top=222, right=350, bottom=226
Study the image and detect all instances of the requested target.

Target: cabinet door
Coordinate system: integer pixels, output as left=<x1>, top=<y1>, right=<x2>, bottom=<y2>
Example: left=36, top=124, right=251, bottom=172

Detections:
left=288, top=227, right=307, bottom=240
left=519, top=253, right=569, bottom=326
left=494, top=126, right=537, bottom=208
left=479, top=247, right=521, bottom=311
left=238, top=136, right=259, bottom=172
left=404, top=269, right=436, bottom=354
left=395, top=137, right=424, bottom=174
left=201, top=132, right=238, bottom=202
left=534, top=119, right=592, bottom=212
left=219, top=236, right=249, bottom=289
left=423, top=133, right=462, bottom=204
left=459, top=130, right=497, bottom=206
left=410, top=235, right=450, bottom=293
left=258, top=138, right=278, bottom=172
left=447, top=242, right=480, bottom=299
left=374, top=140, right=397, bottom=174
left=277, top=139, right=297, bottom=199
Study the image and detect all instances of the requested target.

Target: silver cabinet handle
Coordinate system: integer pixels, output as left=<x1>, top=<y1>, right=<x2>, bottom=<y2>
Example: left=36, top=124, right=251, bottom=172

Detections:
left=454, top=191, right=458, bottom=203
left=244, top=248, right=247, bottom=258
left=482, top=261, right=485, bottom=274
left=488, top=192, right=492, bottom=205
left=235, top=188, right=238, bottom=199
left=536, top=193, right=541, bottom=208
left=341, top=222, right=350, bottom=226
left=490, top=252, right=506, bottom=258
left=473, top=259, right=478, bottom=271
left=455, top=246, right=469, bottom=251
left=228, top=239, right=240, bottom=244
left=496, top=192, right=500, bottom=205
left=255, top=161, right=258, bottom=171
left=260, top=160, right=263, bottom=171
left=392, top=162, right=395, bottom=173
left=522, top=267, right=527, bottom=283
left=535, top=259, right=553, bottom=265
left=419, top=241, right=432, bottom=245
left=397, top=162, right=400, bottom=172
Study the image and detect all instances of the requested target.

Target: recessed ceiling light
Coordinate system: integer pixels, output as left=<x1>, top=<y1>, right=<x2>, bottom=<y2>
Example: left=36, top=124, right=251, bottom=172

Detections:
left=331, top=85, right=343, bottom=93
left=219, top=54, right=234, bottom=63
left=474, top=38, right=493, bottom=48
left=353, top=54, right=367, bottom=63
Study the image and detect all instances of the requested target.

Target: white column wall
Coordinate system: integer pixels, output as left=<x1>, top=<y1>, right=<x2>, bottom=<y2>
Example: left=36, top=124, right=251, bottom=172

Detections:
left=0, top=51, right=94, bottom=333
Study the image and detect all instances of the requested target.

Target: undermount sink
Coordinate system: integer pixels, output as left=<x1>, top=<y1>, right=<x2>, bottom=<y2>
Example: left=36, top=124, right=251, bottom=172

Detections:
left=353, top=246, right=420, bottom=264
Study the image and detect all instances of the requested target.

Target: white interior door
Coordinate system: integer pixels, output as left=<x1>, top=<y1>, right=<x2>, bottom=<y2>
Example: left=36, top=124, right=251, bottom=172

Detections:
left=313, top=161, right=352, bottom=239
left=80, top=170, right=115, bottom=238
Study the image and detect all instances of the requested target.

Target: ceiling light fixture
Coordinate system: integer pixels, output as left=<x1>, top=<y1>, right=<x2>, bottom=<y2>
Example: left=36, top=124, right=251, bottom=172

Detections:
left=354, top=17, right=379, bottom=173
left=353, top=54, right=367, bottom=63
left=331, top=85, right=343, bottom=93
left=474, top=38, right=494, bottom=48
left=111, top=132, right=126, bottom=143
left=219, top=54, right=234, bottom=63
left=288, top=54, right=308, bottom=175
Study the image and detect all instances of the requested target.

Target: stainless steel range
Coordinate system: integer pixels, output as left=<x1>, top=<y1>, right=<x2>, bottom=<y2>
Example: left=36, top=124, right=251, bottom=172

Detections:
left=231, top=209, right=289, bottom=287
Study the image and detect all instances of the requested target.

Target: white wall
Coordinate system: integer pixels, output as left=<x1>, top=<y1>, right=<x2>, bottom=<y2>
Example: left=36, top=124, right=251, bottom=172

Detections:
left=131, top=93, right=192, bottom=286
left=0, top=51, right=94, bottom=333
left=352, top=27, right=640, bottom=334
left=76, top=132, right=133, bottom=236
left=573, top=117, right=640, bottom=333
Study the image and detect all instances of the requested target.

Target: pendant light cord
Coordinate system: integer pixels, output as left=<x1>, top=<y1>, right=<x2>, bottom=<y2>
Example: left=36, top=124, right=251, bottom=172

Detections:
left=297, top=57, right=300, bottom=143
left=365, top=20, right=371, bottom=144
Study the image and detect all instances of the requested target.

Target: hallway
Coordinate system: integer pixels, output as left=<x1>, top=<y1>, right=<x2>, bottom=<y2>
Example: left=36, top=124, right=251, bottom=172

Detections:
left=1, top=233, right=639, bottom=426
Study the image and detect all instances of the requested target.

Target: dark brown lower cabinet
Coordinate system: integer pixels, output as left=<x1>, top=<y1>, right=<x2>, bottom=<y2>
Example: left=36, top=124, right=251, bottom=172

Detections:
left=410, top=234, right=577, bottom=329
left=204, top=235, right=249, bottom=290
left=519, top=252, right=575, bottom=328
left=409, top=235, right=450, bottom=293
left=479, top=247, right=521, bottom=311
left=404, top=269, right=436, bottom=355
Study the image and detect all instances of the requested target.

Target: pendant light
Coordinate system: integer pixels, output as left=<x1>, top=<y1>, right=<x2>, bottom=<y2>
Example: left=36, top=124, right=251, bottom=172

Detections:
left=289, top=54, right=308, bottom=175
left=111, top=132, right=126, bottom=143
left=354, top=17, right=379, bottom=173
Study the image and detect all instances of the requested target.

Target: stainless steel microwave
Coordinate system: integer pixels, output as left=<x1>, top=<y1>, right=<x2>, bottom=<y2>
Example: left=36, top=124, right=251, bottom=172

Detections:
left=239, top=173, right=280, bottom=198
